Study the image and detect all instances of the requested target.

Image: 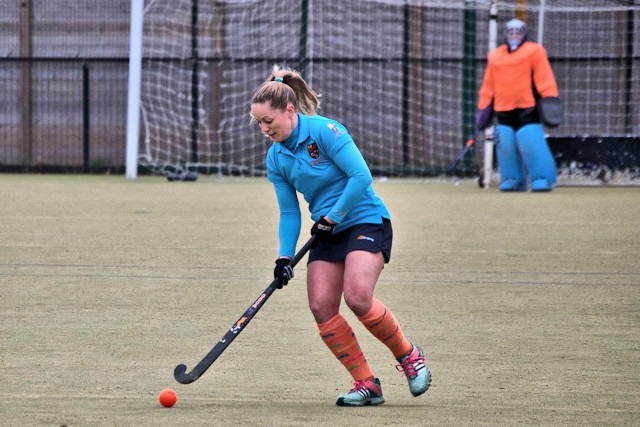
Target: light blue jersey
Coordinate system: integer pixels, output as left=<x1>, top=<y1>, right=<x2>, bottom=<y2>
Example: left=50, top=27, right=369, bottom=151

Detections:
left=267, top=113, right=390, bottom=258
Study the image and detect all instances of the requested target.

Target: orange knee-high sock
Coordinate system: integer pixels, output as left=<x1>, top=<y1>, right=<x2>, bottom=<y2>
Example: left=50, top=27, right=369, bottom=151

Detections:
left=358, top=298, right=413, bottom=359
left=317, top=313, right=374, bottom=382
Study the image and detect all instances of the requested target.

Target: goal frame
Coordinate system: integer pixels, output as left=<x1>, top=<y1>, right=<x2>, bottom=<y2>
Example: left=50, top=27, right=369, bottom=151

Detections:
left=126, top=0, right=143, bottom=180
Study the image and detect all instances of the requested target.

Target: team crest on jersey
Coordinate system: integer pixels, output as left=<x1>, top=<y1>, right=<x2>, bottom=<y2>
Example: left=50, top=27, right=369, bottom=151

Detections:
left=307, top=143, right=319, bottom=159
left=327, top=123, right=344, bottom=137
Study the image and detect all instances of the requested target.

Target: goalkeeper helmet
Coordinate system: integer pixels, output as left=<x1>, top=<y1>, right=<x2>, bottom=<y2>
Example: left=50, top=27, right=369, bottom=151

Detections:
left=504, top=18, right=527, bottom=51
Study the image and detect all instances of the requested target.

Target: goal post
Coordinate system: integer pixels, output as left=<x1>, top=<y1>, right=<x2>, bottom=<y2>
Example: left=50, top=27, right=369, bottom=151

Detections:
left=481, top=0, right=499, bottom=189
left=125, top=0, right=143, bottom=180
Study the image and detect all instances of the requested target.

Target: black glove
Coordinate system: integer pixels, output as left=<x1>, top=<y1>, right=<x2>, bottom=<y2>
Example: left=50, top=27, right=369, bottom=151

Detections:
left=475, top=102, right=494, bottom=131
left=273, top=258, right=294, bottom=289
left=311, top=217, right=336, bottom=243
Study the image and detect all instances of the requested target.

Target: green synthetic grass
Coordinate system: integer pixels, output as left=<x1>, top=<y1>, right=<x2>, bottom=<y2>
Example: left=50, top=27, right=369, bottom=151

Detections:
left=1, top=174, right=638, bottom=426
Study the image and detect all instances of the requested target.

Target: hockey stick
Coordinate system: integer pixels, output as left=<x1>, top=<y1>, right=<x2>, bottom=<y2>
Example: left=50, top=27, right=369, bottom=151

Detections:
left=446, top=129, right=480, bottom=175
left=174, top=235, right=316, bottom=384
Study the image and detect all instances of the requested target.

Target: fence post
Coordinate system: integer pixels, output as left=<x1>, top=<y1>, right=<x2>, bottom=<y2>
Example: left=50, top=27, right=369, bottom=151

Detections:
left=298, top=0, right=308, bottom=78
left=83, top=63, right=90, bottom=171
left=462, top=0, right=477, bottom=173
left=19, top=0, right=33, bottom=166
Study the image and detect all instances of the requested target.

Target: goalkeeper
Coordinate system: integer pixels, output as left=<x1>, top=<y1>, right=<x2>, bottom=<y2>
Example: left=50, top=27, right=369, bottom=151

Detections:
left=250, top=65, right=431, bottom=406
left=476, top=18, right=560, bottom=192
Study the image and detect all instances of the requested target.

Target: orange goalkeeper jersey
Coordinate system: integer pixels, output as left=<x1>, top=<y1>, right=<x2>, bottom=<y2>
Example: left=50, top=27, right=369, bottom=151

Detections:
left=478, top=41, right=559, bottom=112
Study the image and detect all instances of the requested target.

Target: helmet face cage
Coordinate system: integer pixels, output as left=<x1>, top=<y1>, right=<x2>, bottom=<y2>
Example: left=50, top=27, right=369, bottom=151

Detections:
left=504, top=18, right=528, bottom=51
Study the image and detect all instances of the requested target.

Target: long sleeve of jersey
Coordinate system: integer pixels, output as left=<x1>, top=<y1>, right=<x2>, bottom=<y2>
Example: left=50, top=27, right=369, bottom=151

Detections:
left=270, top=174, right=302, bottom=259
left=323, top=141, right=373, bottom=224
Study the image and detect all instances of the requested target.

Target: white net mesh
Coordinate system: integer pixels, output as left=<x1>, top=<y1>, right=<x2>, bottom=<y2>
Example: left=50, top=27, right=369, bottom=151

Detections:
left=138, top=0, right=640, bottom=183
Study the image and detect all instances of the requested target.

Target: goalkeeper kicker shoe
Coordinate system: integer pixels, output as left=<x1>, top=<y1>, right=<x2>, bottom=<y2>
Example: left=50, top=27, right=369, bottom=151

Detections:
left=336, top=378, right=385, bottom=406
left=396, top=344, right=431, bottom=397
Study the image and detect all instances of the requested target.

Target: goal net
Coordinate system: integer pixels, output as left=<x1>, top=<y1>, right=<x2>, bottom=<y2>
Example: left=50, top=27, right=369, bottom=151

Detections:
left=136, top=0, right=640, bottom=184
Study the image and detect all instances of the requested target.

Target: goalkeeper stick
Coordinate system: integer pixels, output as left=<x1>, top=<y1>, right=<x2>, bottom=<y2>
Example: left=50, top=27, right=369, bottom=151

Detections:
left=174, top=236, right=316, bottom=384
left=446, top=129, right=479, bottom=175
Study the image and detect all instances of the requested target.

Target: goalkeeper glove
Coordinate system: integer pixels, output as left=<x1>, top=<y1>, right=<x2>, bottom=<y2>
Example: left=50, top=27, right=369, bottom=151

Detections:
left=475, top=102, right=494, bottom=130
left=273, top=258, right=294, bottom=289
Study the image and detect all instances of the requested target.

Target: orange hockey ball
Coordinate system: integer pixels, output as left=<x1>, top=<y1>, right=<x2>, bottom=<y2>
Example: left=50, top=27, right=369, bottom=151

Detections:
left=158, top=388, right=177, bottom=407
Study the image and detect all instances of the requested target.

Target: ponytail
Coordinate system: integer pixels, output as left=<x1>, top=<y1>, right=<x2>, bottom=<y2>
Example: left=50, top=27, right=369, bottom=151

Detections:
left=251, top=65, right=320, bottom=116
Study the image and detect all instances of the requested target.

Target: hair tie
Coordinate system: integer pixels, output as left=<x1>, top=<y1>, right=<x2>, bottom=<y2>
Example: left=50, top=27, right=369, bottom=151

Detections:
left=274, top=77, right=284, bottom=83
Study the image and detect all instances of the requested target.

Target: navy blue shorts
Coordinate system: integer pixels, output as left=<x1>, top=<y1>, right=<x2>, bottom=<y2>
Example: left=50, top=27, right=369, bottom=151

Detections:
left=307, top=218, right=393, bottom=264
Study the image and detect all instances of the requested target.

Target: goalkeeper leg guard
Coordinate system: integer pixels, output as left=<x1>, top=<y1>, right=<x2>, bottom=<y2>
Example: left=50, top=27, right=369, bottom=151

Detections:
left=516, top=124, right=557, bottom=192
left=495, top=124, right=527, bottom=191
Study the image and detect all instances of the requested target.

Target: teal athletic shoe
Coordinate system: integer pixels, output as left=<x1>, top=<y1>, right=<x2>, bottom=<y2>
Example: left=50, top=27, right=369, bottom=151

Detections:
left=396, top=344, right=431, bottom=397
left=336, top=378, right=385, bottom=406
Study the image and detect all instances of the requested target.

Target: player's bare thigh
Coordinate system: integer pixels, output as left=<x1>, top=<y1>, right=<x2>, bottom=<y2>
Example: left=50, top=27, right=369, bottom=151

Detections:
left=342, top=250, right=384, bottom=316
left=307, top=259, right=344, bottom=323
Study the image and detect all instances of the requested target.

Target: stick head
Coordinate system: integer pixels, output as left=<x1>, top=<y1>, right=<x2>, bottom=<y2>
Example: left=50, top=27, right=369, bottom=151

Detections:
left=446, top=143, right=472, bottom=175
left=446, top=158, right=463, bottom=175
left=174, top=363, right=197, bottom=384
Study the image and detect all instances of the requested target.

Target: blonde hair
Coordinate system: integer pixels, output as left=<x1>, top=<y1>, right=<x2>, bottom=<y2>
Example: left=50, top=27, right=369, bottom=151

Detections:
left=251, top=65, right=320, bottom=116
